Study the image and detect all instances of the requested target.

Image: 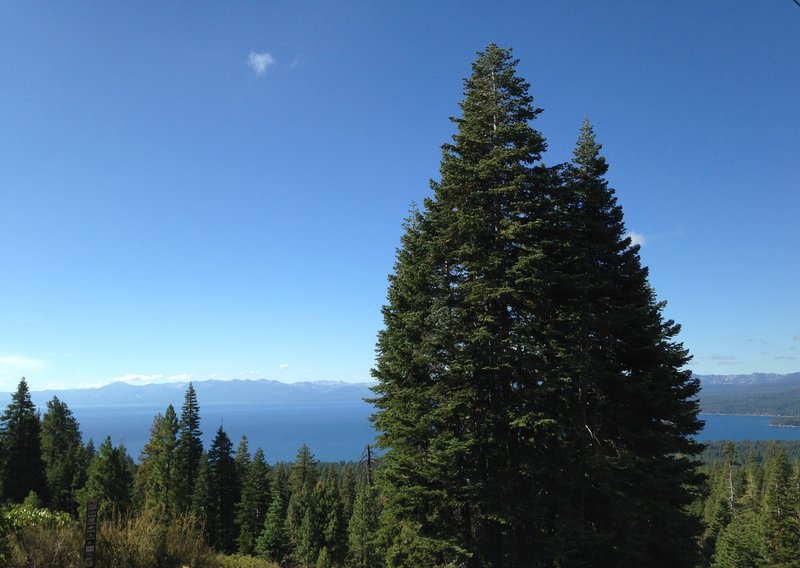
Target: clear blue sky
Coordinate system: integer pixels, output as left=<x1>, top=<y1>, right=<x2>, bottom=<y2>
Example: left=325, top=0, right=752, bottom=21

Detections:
left=2, top=1, right=798, bottom=391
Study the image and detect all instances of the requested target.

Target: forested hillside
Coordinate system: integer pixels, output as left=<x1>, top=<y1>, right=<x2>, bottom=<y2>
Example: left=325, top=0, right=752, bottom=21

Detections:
left=698, top=372, right=800, bottom=415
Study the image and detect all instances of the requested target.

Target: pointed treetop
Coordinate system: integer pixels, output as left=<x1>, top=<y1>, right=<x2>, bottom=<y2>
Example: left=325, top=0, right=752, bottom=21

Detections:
left=573, top=118, right=608, bottom=176
left=445, top=43, right=545, bottom=168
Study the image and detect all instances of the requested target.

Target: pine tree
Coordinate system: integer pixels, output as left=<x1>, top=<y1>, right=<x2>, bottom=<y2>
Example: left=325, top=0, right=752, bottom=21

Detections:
left=318, top=474, right=346, bottom=565
left=286, top=444, right=321, bottom=565
left=236, top=446, right=271, bottom=555
left=256, top=466, right=289, bottom=562
left=372, top=45, right=703, bottom=567
left=547, top=120, right=705, bottom=566
left=205, top=425, right=239, bottom=552
left=134, top=405, right=179, bottom=516
left=372, top=44, right=548, bottom=567
left=175, top=382, right=203, bottom=512
left=40, top=396, right=83, bottom=512
left=339, top=464, right=358, bottom=524
left=761, top=443, right=798, bottom=567
left=77, top=436, right=134, bottom=518
left=0, top=378, right=47, bottom=503
left=346, top=484, right=382, bottom=568
left=712, top=509, right=765, bottom=568
left=190, top=451, right=211, bottom=521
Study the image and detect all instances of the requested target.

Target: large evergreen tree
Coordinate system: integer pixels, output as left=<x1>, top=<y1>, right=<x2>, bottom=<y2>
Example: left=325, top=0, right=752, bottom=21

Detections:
left=373, top=44, right=548, bottom=567
left=371, top=44, right=703, bottom=567
left=0, top=378, right=47, bottom=503
left=545, top=120, right=704, bottom=566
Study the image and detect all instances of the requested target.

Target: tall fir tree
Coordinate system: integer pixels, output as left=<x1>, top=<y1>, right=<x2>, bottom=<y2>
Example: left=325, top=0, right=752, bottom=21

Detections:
left=0, top=378, right=47, bottom=503
left=372, top=45, right=703, bottom=567
left=546, top=120, right=704, bottom=566
left=175, top=382, right=203, bottom=512
left=40, top=396, right=84, bottom=513
left=372, top=44, right=548, bottom=567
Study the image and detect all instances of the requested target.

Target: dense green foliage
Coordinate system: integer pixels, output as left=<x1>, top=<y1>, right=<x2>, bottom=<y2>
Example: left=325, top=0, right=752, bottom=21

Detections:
left=371, top=44, right=703, bottom=567
left=40, top=396, right=87, bottom=513
left=0, top=378, right=47, bottom=503
left=694, top=441, right=800, bottom=567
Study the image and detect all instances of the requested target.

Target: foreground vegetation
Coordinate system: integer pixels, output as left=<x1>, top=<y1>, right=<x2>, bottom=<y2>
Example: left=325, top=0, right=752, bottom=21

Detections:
left=0, top=378, right=379, bottom=567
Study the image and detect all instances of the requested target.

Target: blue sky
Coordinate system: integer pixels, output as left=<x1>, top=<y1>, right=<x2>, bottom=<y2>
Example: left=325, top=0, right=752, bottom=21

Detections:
left=1, top=1, right=798, bottom=391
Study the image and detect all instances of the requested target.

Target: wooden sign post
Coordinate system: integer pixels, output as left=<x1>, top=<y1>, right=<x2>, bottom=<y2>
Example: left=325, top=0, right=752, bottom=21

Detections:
left=84, top=500, right=99, bottom=568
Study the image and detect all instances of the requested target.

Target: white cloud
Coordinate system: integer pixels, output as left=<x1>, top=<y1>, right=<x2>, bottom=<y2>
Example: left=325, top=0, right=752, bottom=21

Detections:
left=626, top=231, right=647, bottom=248
left=110, top=373, right=165, bottom=384
left=279, top=363, right=289, bottom=371
left=247, top=51, right=275, bottom=76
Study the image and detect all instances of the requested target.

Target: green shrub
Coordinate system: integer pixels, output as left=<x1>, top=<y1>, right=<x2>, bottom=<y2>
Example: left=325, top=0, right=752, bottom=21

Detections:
left=213, top=553, right=280, bottom=568
left=96, top=509, right=216, bottom=568
left=0, top=504, right=82, bottom=567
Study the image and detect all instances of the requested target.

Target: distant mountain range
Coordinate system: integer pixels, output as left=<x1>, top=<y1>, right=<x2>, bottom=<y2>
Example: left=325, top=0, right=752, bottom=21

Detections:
left=696, top=372, right=800, bottom=415
left=3, top=372, right=800, bottom=418
left=0, top=379, right=376, bottom=410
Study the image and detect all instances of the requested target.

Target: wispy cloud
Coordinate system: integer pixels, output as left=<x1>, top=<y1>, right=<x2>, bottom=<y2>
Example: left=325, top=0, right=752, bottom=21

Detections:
left=279, top=363, right=289, bottom=371
left=626, top=231, right=646, bottom=248
left=793, top=335, right=800, bottom=341
left=774, top=356, right=798, bottom=360
left=708, top=354, right=740, bottom=365
left=247, top=51, right=275, bottom=76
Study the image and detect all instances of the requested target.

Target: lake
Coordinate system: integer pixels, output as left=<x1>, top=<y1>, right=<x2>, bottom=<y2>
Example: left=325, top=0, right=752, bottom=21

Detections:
left=696, top=413, right=800, bottom=442
left=68, top=405, right=800, bottom=463
left=70, top=401, right=378, bottom=463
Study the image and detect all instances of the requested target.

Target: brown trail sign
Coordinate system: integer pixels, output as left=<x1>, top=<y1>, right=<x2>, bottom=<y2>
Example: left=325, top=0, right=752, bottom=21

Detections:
left=83, top=499, right=99, bottom=568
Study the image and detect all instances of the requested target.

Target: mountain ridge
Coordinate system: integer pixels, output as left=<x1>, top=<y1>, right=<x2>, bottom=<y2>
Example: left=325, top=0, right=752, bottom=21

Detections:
left=0, top=378, right=376, bottom=409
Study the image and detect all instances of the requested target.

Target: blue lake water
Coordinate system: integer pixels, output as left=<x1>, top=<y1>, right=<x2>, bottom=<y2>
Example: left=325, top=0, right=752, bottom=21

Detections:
left=67, top=404, right=800, bottom=464
left=696, top=413, right=800, bottom=442
left=70, top=401, right=378, bottom=464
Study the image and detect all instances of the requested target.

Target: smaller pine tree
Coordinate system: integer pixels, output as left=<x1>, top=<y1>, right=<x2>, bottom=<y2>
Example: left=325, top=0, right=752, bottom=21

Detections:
left=0, top=378, right=47, bottom=503
left=256, top=468, right=289, bottom=562
left=346, top=484, right=382, bottom=568
left=235, top=447, right=271, bottom=555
